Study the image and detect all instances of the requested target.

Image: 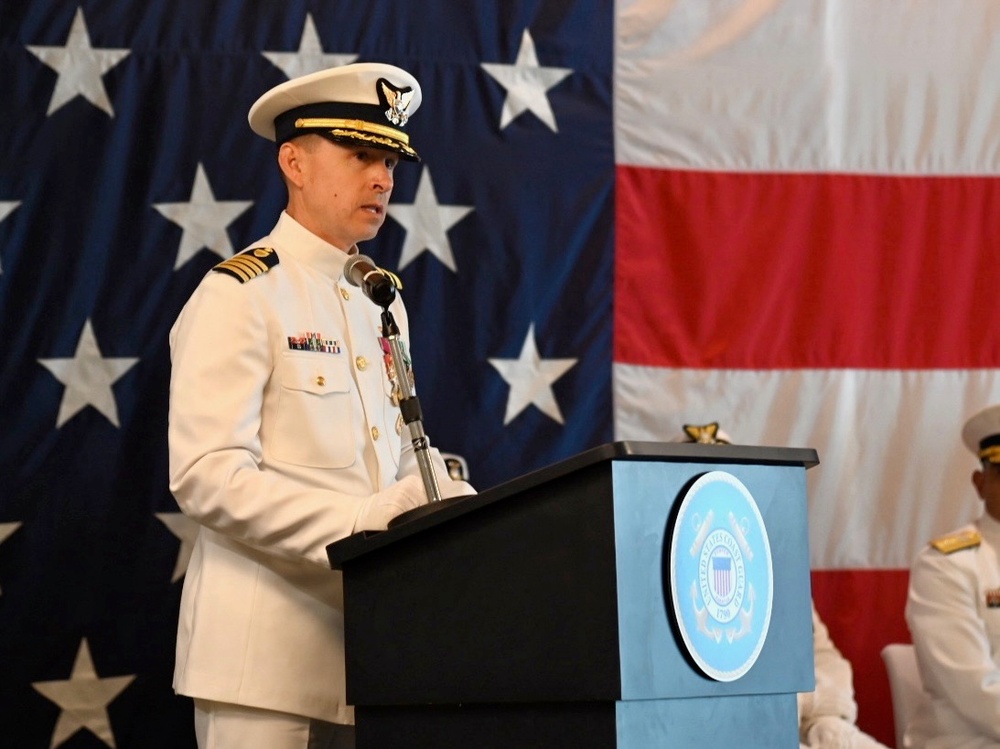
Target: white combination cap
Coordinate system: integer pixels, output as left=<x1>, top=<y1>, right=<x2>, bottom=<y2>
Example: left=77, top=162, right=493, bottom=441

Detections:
left=248, top=62, right=422, bottom=160
left=962, top=404, right=1000, bottom=464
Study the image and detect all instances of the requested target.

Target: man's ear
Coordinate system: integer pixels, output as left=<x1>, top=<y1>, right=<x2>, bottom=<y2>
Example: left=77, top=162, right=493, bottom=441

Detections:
left=973, top=469, right=986, bottom=499
left=278, top=142, right=304, bottom=187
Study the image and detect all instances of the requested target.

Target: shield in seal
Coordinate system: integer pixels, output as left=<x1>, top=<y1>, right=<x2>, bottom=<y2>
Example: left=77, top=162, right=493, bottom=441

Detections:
left=669, top=470, right=774, bottom=682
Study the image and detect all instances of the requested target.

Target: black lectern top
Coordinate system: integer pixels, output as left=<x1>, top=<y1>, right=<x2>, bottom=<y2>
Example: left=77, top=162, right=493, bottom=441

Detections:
left=326, top=440, right=818, bottom=569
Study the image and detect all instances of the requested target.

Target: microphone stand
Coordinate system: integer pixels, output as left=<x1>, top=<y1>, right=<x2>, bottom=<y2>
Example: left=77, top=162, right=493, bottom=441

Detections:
left=379, top=307, right=443, bottom=505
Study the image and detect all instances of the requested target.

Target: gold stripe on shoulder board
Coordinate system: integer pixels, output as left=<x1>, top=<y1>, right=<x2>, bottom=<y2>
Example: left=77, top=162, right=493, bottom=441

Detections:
left=212, top=247, right=279, bottom=283
left=930, top=529, right=982, bottom=554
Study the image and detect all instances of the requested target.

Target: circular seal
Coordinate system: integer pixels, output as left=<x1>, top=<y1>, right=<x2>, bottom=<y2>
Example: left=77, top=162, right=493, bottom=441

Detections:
left=669, top=471, right=773, bottom=681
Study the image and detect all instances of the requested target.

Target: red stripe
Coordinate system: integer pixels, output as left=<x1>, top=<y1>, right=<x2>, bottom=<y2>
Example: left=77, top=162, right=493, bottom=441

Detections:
left=811, top=568, right=911, bottom=748
left=615, top=166, right=1000, bottom=368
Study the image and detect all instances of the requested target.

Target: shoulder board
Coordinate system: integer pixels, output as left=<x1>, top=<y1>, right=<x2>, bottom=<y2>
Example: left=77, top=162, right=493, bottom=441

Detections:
left=212, top=247, right=279, bottom=283
left=930, top=529, right=982, bottom=554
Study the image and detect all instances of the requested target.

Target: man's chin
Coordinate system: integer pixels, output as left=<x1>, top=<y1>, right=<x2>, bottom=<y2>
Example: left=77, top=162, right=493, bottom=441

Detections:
left=359, top=217, right=385, bottom=239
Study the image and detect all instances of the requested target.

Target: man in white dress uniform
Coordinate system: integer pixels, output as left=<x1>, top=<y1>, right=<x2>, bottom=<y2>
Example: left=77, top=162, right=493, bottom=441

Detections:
left=167, top=62, right=473, bottom=749
left=907, top=404, right=1000, bottom=749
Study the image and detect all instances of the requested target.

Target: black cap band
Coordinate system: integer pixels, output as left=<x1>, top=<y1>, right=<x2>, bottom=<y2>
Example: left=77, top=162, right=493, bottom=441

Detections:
left=273, top=102, right=419, bottom=161
left=980, top=434, right=1000, bottom=451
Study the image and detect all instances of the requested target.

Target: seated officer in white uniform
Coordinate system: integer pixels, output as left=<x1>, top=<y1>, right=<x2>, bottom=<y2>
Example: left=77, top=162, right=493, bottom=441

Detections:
left=168, top=63, right=473, bottom=749
left=906, top=404, right=1000, bottom=748
left=798, top=601, right=888, bottom=749
left=679, top=423, right=887, bottom=749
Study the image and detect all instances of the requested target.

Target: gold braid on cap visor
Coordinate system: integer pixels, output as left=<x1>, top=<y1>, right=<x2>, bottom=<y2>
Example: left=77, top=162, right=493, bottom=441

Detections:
left=294, top=117, right=412, bottom=151
left=980, top=445, right=1000, bottom=463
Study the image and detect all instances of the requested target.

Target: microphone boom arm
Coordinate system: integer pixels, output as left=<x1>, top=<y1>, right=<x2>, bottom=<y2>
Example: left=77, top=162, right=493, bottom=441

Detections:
left=380, top=308, right=443, bottom=504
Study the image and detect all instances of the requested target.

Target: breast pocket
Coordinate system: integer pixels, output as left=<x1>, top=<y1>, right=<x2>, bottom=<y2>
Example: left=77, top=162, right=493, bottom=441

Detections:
left=272, top=353, right=355, bottom=468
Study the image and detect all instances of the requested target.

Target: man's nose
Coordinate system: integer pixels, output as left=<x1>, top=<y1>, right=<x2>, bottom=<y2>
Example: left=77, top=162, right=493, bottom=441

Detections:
left=373, top=164, right=394, bottom=192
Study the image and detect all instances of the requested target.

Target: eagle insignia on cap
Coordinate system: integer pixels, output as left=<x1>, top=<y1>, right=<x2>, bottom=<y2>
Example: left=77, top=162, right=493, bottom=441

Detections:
left=212, top=247, right=279, bottom=283
left=378, top=79, right=414, bottom=126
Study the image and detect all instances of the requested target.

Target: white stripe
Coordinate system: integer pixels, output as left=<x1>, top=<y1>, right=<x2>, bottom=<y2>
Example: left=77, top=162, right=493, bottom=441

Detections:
left=614, top=364, right=1000, bottom=568
left=614, top=0, right=1000, bottom=175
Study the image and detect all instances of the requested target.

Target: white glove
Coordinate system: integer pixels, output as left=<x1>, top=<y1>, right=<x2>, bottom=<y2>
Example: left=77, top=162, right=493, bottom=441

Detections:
left=806, top=716, right=857, bottom=749
left=440, top=479, right=475, bottom=499
left=354, top=474, right=427, bottom=532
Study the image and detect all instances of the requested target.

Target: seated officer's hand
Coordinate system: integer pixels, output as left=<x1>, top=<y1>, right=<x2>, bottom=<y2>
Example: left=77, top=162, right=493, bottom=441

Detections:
left=807, top=716, right=856, bottom=749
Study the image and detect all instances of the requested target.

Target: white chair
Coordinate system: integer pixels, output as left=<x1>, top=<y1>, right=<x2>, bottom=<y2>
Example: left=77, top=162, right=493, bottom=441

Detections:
left=881, top=643, right=927, bottom=748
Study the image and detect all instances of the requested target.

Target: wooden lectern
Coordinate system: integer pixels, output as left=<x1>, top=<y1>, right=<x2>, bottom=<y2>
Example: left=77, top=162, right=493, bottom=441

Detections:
left=327, top=441, right=819, bottom=748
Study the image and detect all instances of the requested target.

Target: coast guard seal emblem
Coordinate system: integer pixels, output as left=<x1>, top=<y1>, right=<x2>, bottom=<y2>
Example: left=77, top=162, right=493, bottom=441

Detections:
left=669, top=471, right=773, bottom=682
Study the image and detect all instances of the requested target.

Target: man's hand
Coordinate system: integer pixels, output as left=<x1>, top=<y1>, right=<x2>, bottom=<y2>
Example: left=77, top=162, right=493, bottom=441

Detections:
left=354, top=474, right=427, bottom=531
left=807, top=715, right=857, bottom=749
left=440, top=479, right=475, bottom=500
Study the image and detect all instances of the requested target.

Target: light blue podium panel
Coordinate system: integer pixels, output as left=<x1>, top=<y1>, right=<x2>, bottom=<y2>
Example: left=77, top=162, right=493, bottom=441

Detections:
left=613, top=460, right=814, bottom=748
left=617, top=694, right=799, bottom=748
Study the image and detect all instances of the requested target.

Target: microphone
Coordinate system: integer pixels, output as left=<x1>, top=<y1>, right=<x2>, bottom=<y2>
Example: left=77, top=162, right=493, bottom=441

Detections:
left=343, top=254, right=397, bottom=307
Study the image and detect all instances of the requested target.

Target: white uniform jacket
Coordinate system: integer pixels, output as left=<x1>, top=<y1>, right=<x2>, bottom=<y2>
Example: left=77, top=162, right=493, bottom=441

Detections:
left=906, top=513, right=1000, bottom=749
left=168, top=212, right=457, bottom=724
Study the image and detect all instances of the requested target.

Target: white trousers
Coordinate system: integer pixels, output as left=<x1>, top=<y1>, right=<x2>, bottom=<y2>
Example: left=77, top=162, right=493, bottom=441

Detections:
left=194, top=699, right=354, bottom=749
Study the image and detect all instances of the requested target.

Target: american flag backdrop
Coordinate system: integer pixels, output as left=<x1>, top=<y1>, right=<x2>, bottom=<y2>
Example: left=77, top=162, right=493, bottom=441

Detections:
left=1, top=1, right=998, bottom=747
